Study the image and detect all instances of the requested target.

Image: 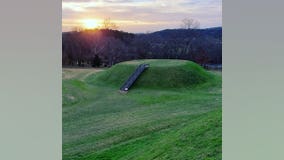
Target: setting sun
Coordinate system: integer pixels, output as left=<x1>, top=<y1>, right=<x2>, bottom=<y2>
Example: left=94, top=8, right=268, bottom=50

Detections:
left=81, top=19, right=101, bottom=29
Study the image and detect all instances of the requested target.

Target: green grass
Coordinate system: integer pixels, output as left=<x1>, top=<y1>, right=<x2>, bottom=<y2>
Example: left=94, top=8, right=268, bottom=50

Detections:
left=89, top=59, right=214, bottom=89
left=63, top=59, right=222, bottom=160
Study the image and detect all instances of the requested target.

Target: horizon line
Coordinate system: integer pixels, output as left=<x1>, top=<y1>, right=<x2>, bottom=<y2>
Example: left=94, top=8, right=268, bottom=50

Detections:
left=62, top=26, right=222, bottom=34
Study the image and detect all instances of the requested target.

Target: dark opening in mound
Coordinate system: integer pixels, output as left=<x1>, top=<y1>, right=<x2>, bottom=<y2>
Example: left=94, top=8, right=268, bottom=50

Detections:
left=93, top=59, right=214, bottom=89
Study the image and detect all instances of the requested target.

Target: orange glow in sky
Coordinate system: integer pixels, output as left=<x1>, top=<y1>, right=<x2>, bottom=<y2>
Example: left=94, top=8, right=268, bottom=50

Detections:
left=81, top=19, right=102, bottom=29
left=62, top=0, right=222, bottom=33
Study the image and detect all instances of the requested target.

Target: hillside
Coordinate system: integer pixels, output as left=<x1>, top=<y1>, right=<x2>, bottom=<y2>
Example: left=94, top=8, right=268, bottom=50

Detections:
left=90, top=59, right=215, bottom=89
left=62, top=27, right=222, bottom=67
left=63, top=59, right=222, bottom=160
left=144, top=27, right=222, bottom=39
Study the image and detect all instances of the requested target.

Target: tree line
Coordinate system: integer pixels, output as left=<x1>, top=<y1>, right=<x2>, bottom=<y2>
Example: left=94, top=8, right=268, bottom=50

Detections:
left=62, top=26, right=222, bottom=67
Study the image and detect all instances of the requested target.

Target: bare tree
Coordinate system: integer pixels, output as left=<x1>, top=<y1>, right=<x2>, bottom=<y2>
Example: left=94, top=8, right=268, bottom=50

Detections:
left=101, top=18, right=118, bottom=30
left=181, top=18, right=200, bottom=29
left=194, top=47, right=210, bottom=66
left=179, top=18, right=201, bottom=60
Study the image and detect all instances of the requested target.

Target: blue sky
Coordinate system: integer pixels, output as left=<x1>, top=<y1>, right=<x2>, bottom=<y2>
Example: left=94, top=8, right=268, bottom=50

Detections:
left=62, top=0, right=222, bottom=33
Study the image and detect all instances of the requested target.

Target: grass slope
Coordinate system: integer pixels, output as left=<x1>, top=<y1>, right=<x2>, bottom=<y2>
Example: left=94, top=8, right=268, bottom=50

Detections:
left=63, top=60, right=222, bottom=160
left=88, top=59, right=214, bottom=89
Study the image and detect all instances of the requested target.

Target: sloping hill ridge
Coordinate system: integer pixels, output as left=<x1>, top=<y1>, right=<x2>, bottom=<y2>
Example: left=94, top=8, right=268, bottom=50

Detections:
left=88, top=59, right=215, bottom=89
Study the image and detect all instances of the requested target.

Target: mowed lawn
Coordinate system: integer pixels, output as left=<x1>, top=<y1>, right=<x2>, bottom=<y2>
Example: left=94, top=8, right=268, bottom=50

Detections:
left=63, top=67, right=222, bottom=160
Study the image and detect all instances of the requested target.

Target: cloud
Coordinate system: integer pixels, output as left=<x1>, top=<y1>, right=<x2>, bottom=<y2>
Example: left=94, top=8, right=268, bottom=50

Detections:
left=62, top=0, right=222, bottom=32
left=62, top=0, right=92, bottom=2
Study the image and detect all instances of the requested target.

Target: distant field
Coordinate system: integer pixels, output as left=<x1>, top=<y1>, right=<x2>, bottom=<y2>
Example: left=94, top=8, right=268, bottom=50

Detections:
left=63, top=68, right=105, bottom=80
left=63, top=60, right=222, bottom=160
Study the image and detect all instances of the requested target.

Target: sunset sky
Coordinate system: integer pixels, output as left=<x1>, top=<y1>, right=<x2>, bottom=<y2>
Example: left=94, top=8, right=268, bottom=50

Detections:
left=62, top=0, right=222, bottom=33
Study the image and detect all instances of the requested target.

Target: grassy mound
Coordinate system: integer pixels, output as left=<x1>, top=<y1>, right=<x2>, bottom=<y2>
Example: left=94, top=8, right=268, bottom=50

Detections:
left=89, top=59, right=214, bottom=89
left=63, top=67, right=222, bottom=160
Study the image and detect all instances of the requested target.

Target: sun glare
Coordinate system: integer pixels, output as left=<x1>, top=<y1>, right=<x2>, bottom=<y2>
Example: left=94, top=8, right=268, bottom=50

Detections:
left=81, top=19, right=101, bottom=29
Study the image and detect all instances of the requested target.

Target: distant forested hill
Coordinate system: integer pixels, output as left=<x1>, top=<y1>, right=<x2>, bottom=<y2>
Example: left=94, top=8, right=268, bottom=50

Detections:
left=62, top=27, right=222, bottom=67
